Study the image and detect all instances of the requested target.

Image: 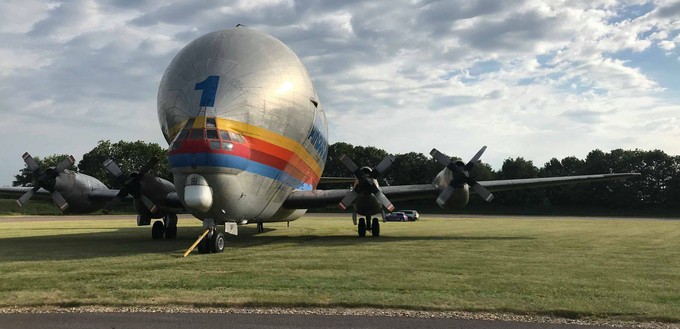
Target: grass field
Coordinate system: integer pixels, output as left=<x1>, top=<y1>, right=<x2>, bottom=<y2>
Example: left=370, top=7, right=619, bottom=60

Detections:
left=0, top=214, right=678, bottom=323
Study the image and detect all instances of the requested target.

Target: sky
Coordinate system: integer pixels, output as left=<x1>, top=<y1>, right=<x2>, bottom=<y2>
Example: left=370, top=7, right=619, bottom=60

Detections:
left=0, top=0, right=679, bottom=186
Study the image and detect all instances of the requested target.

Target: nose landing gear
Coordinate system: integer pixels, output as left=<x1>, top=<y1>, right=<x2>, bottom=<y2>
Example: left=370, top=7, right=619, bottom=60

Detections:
left=197, top=230, right=225, bottom=254
left=183, top=219, right=229, bottom=257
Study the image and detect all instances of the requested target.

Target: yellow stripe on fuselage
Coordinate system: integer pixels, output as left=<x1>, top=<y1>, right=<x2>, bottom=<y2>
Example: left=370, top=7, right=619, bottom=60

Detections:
left=169, top=117, right=323, bottom=177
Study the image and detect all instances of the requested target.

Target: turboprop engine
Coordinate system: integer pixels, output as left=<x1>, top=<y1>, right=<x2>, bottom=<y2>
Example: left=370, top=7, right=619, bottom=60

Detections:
left=430, top=147, right=495, bottom=209
left=433, top=168, right=470, bottom=208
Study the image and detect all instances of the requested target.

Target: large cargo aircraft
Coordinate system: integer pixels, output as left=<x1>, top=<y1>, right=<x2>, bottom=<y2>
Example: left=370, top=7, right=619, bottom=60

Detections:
left=1, top=26, right=638, bottom=254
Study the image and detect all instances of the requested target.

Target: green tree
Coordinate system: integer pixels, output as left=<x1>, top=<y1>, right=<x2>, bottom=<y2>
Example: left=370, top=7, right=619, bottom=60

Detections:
left=323, top=142, right=392, bottom=187
left=540, top=156, right=585, bottom=206
left=12, top=154, right=75, bottom=187
left=386, top=152, right=440, bottom=185
left=78, top=140, right=170, bottom=188
left=495, top=157, right=543, bottom=205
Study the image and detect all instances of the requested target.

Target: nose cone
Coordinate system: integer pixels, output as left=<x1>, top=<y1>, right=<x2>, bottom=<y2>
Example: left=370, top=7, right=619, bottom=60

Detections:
left=184, top=174, right=213, bottom=213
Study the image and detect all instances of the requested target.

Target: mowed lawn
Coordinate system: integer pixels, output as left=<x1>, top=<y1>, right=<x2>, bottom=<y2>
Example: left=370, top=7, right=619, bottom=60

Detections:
left=0, top=214, right=678, bottom=322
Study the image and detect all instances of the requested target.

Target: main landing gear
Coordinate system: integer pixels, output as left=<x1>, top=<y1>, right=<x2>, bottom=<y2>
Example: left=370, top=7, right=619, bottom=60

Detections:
left=357, top=217, right=380, bottom=237
left=150, top=214, right=178, bottom=240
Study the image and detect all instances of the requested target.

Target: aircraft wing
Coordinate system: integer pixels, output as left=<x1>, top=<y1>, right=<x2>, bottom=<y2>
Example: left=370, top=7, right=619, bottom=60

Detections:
left=479, top=173, right=640, bottom=192
left=0, top=186, right=185, bottom=213
left=283, top=172, right=640, bottom=209
left=0, top=187, right=54, bottom=202
left=318, top=177, right=356, bottom=184
left=82, top=190, right=184, bottom=210
left=0, top=186, right=131, bottom=203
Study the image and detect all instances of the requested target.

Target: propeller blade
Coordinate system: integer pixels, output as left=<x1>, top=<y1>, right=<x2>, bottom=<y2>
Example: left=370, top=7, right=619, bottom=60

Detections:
left=430, top=148, right=451, bottom=167
left=466, top=146, right=487, bottom=171
left=339, top=190, right=359, bottom=210
left=436, top=186, right=456, bottom=208
left=373, top=155, right=395, bottom=176
left=140, top=194, right=158, bottom=214
left=51, top=191, right=69, bottom=211
left=138, top=157, right=159, bottom=176
left=470, top=182, right=494, bottom=202
left=55, top=155, right=76, bottom=173
left=22, top=152, right=40, bottom=174
left=339, top=154, right=359, bottom=173
left=103, top=159, right=124, bottom=178
left=16, top=188, right=37, bottom=207
left=374, top=191, right=395, bottom=212
left=103, top=196, right=123, bottom=214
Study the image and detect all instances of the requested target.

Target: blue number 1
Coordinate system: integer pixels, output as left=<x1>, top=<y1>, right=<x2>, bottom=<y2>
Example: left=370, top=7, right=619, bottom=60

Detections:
left=195, top=75, right=220, bottom=107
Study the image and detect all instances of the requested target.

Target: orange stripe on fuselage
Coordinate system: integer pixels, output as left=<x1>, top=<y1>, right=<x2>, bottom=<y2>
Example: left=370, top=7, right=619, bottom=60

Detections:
left=168, top=117, right=323, bottom=178
left=246, top=137, right=318, bottom=184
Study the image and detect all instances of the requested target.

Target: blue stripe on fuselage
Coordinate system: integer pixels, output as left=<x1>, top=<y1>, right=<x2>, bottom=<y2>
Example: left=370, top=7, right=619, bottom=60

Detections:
left=169, top=153, right=313, bottom=191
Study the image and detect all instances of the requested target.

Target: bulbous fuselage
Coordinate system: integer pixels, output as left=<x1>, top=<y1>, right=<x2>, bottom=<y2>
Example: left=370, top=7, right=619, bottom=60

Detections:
left=157, top=27, right=328, bottom=224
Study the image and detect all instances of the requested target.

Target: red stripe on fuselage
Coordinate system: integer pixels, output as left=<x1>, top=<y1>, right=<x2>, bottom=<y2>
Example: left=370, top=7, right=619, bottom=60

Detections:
left=170, top=136, right=319, bottom=186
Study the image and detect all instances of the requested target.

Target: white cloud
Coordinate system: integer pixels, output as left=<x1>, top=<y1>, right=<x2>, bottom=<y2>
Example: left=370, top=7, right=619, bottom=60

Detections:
left=0, top=0, right=679, bottom=186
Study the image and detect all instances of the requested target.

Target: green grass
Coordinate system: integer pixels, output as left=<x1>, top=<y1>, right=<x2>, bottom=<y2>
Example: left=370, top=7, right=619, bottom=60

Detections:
left=0, top=215, right=678, bottom=323
left=0, top=199, right=64, bottom=216
left=0, top=198, right=138, bottom=216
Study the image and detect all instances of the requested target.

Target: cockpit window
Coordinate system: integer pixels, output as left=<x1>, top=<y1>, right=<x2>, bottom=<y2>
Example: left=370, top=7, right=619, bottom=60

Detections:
left=188, top=129, right=204, bottom=140
left=229, top=131, right=245, bottom=143
left=219, top=130, right=230, bottom=141
left=206, top=129, right=219, bottom=139
left=210, top=141, right=221, bottom=150
left=206, top=117, right=217, bottom=128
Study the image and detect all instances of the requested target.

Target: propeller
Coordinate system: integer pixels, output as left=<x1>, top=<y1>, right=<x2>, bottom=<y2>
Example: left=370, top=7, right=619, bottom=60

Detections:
left=102, top=157, right=159, bottom=214
left=338, top=154, right=395, bottom=212
left=430, top=146, right=494, bottom=207
left=16, top=152, right=75, bottom=211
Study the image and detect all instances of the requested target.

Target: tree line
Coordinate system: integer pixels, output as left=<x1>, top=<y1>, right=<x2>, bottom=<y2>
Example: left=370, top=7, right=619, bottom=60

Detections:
left=14, top=140, right=680, bottom=212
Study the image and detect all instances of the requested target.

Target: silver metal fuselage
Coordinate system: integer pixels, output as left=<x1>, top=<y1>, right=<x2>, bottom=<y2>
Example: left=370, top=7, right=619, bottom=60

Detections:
left=157, top=28, right=328, bottom=225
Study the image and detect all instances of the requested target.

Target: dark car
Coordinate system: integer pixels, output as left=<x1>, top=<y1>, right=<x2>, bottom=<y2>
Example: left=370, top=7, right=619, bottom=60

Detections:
left=384, top=212, right=408, bottom=222
left=399, top=210, right=420, bottom=221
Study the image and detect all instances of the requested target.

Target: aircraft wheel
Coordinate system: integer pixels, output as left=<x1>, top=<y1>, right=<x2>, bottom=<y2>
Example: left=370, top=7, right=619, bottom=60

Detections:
left=210, top=232, right=225, bottom=253
left=151, top=220, right=165, bottom=240
left=165, top=225, right=177, bottom=239
left=164, top=214, right=178, bottom=239
left=371, top=218, right=380, bottom=237
left=197, top=235, right=211, bottom=254
left=358, top=218, right=367, bottom=237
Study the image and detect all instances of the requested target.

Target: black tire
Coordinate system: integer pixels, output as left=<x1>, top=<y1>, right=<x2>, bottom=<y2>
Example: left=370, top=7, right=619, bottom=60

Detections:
left=197, top=235, right=210, bottom=254
left=164, top=214, right=178, bottom=239
left=210, top=232, right=225, bottom=253
left=151, top=221, right=164, bottom=240
left=358, top=218, right=366, bottom=237
left=165, top=225, right=177, bottom=239
left=371, top=218, right=380, bottom=237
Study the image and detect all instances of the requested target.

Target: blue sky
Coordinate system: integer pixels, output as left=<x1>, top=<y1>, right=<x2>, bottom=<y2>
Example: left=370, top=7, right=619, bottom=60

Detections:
left=0, top=0, right=679, bottom=186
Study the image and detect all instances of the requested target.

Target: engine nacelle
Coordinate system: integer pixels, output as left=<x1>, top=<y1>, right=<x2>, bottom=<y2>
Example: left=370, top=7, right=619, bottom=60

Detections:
left=433, top=168, right=470, bottom=209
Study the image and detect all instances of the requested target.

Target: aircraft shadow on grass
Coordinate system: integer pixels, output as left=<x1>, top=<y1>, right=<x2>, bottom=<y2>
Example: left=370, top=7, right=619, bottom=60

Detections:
left=0, top=226, right=534, bottom=262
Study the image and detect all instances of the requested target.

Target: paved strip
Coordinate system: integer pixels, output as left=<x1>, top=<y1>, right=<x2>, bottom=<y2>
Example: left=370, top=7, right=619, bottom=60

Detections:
left=0, top=312, right=643, bottom=329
